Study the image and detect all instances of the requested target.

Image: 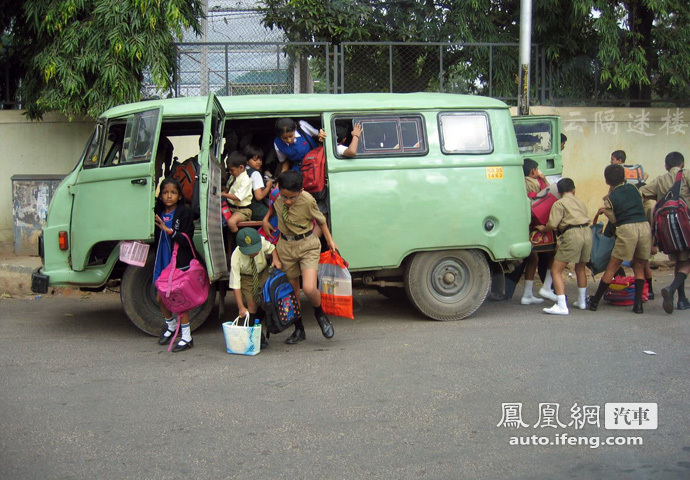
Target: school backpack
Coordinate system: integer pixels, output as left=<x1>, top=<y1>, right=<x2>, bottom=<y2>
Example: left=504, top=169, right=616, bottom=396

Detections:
left=603, top=276, right=649, bottom=305
left=652, top=170, right=690, bottom=254
left=171, top=156, right=200, bottom=219
left=262, top=267, right=301, bottom=334
left=623, top=164, right=646, bottom=187
left=300, top=146, right=327, bottom=200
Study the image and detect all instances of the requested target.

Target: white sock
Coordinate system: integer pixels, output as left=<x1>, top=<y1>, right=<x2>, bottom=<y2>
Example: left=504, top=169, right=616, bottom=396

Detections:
left=578, top=287, right=587, bottom=303
left=163, top=316, right=176, bottom=337
left=180, top=323, right=192, bottom=343
left=523, top=280, right=535, bottom=297
left=557, top=294, right=567, bottom=308
left=544, top=271, right=553, bottom=290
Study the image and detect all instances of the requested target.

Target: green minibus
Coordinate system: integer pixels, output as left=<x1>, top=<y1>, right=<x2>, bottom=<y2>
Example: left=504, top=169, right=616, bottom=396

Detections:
left=32, top=93, right=561, bottom=334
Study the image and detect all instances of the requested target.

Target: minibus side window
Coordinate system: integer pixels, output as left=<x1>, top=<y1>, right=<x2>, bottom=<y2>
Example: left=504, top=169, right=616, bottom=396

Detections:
left=81, top=124, right=102, bottom=169
left=334, top=115, right=427, bottom=157
left=438, top=112, right=493, bottom=154
left=121, top=109, right=160, bottom=164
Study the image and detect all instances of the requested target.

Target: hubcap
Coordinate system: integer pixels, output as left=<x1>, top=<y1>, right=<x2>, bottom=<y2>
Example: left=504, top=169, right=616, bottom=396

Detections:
left=430, top=258, right=468, bottom=302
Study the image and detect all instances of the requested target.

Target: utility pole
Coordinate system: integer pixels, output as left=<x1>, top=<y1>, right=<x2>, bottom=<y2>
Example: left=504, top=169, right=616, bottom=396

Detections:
left=517, top=0, right=532, bottom=116
left=200, top=0, right=209, bottom=95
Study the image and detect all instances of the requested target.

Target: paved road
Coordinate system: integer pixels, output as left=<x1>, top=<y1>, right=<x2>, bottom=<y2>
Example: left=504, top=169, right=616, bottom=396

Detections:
left=1, top=283, right=689, bottom=480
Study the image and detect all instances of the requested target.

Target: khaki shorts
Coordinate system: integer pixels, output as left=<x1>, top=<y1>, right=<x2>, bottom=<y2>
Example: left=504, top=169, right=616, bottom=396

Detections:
left=229, top=207, right=252, bottom=223
left=555, top=226, right=592, bottom=264
left=612, top=222, right=651, bottom=261
left=239, top=268, right=269, bottom=306
left=276, top=234, right=321, bottom=279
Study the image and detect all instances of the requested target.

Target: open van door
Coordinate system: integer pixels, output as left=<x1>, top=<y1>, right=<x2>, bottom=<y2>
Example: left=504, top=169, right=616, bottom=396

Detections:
left=512, top=115, right=562, bottom=183
left=198, top=93, right=227, bottom=281
left=70, top=107, right=162, bottom=271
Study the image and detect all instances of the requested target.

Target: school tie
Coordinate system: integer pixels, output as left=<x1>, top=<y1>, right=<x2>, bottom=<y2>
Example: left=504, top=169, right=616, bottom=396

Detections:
left=250, top=257, right=261, bottom=303
left=281, top=204, right=307, bottom=230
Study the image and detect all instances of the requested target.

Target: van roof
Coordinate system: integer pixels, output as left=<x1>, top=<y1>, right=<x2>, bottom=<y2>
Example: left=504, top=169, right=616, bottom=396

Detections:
left=100, top=93, right=509, bottom=119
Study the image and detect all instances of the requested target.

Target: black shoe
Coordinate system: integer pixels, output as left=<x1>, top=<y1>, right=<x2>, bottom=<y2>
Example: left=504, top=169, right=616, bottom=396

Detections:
left=315, top=313, right=334, bottom=338
left=157, top=328, right=175, bottom=345
left=661, top=287, right=674, bottom=314
left=632, top=301, right=644, bottom=314
left=487, top=292, right=508, bottom=302
left=587, top=295, right=599, bottom=312
left=648, top=292, right=655, bottom=301
left=260, top=332, right=269, bottom=349
left=171, top=339, right=193, bottom=352
left=677, top=298, right=690, bottom=310
left=285, top=328, right=306, bottom=345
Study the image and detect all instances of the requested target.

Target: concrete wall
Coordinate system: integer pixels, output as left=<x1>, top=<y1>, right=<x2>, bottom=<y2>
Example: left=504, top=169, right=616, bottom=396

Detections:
left=1, top=106, right=688, bottom=250
left=522, top=106, right=689, bottom=220
left=0, top=111, right=94, bottom=243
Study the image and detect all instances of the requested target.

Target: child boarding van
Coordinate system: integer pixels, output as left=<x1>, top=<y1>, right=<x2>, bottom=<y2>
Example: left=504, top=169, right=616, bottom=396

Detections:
left=32, top=93, right=561, bottom=334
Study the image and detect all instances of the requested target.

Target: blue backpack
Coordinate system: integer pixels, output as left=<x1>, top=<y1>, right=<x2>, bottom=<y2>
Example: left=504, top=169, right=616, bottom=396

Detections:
left=262, top=268, right=301, bottom=334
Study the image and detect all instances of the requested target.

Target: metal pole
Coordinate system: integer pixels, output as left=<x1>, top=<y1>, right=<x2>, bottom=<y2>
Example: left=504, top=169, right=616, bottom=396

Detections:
left=518, top=0, right=532, bottom=115
left=439, top=45, right=444, bottom=92
left=200, top=0, right=209, bottom=95
left=389, top=44, right=393, bottom=93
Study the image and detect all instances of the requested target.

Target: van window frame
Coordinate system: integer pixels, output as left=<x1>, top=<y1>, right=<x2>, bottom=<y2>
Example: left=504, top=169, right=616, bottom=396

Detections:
left=80, top=123, right=103, bottom=169
left=331, top=114, right=428, bottom=158
left=438, top=111, right=494, bottom=155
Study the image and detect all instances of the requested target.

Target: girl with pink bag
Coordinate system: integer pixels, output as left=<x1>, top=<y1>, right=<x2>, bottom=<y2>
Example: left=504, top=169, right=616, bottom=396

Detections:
left=153, top=178, right=197, bottom=352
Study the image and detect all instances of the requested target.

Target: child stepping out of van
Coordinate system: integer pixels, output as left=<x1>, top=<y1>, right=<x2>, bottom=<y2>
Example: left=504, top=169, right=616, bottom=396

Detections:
left=261, top=170, right=338, bottom=344
left=534, top=178, right=592, bottom=315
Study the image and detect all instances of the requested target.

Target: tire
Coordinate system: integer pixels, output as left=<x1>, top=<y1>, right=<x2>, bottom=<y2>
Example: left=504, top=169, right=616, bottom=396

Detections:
left=120, top=253, right=216, bottom=336
left=404, top=249, right=490, bottom=321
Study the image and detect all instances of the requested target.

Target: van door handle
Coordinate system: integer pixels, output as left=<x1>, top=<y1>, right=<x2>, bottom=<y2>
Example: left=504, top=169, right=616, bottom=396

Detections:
left=131, top=178, right=147, bottom=185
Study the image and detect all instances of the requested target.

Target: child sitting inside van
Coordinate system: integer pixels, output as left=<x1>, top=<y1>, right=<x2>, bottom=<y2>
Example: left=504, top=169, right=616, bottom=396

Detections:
left=243, top=144, right=274, bottom=221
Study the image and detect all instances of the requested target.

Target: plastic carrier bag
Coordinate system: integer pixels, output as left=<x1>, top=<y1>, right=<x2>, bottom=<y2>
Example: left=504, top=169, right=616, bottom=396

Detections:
left=318, top=250, right=354, bottom=319
left=222, top=313, right=261, bottom=356
left=119, top=241, right=150, bottom=267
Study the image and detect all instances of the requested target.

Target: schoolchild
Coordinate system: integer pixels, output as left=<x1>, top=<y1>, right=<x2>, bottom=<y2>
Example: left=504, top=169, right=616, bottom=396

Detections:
left=273, top=118, right=326, bottom=173
left=222, top=151, right=253, bottom=236
left=243, top=144, right=275, bottom=221
left=535, top=178, right=591, bottom=314
left=610, top=149, right=649, bottom=184
left=153, top=177, right=197, bottom=352
left=336, top=122, right=362, bottom=158
left=520, top=158, right=556, bottom=305
left=261, top=170, right=338, bottom=344
left=640, top=151, right=690, bottom=313
left=229, top=227, right=281, bottom=348
left=588, top=164, right=652, bottom=314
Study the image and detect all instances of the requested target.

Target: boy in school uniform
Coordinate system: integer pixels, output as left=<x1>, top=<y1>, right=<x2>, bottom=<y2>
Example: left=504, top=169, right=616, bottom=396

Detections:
left=588, top=164, right=652, bottom=314
left=229, top=227, right=281, bottom=348
left=222, top=151, right=254, bottom=255
left=535, top=178, right=591, bottom=315
left=640, top=151, right=690, bottom=313
left=261, top=170, right=338, bottom=344
left=521, top=158, right=557, bottom=305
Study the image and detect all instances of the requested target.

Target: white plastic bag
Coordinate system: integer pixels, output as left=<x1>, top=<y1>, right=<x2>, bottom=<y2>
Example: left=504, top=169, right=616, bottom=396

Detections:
left=222, top=313, right=261, bottom=356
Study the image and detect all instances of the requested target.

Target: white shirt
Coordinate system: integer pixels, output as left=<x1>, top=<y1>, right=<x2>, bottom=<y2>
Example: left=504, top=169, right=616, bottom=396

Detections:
left=227, top=170, right=253, bottom=206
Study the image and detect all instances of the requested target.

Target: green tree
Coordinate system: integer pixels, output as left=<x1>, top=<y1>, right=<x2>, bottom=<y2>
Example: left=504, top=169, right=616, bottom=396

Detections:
left=1, top=0, right=203, bottom=119
left=261, top=0, right=690, bottom=104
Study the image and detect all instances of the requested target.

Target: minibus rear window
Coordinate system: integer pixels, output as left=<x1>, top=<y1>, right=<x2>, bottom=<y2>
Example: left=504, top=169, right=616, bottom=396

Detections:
left=439, top=112, right=493, bottom=154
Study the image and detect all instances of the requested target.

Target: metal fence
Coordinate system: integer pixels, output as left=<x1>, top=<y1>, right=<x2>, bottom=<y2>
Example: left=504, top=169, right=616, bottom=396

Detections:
left=143, top=42, right=332, bottom=99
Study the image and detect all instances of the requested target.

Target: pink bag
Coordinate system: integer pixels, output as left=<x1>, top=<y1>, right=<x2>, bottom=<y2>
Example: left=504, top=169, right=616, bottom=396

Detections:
left=154, top=233, right=210, bottom=314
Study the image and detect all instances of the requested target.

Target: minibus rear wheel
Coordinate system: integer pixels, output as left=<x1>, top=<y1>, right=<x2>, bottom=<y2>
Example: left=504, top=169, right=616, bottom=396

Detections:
left=405, top=249, right=490, bottom=321
left=120, top=252, right=216, bottom=336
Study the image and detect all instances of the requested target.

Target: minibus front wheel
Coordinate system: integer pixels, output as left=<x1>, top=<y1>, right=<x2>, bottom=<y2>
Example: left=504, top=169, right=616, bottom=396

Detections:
left=120, top=252, right=216, bottom=335
left=405, top=249, right=490, bottom=321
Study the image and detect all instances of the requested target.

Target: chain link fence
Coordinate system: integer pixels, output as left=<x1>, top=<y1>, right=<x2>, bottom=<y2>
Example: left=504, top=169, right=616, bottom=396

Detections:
left=144, top=42, right=331, bottom=98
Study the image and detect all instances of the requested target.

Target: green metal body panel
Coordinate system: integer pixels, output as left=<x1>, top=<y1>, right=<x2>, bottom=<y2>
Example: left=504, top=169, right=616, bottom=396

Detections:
left=39, top=93, right=551, bottom=288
